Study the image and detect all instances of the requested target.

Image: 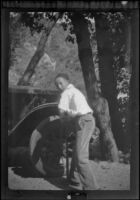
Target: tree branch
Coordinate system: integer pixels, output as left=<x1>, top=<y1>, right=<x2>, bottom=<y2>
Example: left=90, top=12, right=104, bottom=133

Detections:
left=17, top=12, right=62, bottom=86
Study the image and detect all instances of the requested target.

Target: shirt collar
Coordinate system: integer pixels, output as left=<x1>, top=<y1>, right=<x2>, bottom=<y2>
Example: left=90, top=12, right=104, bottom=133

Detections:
left=66, top=84, right=74, bottom=89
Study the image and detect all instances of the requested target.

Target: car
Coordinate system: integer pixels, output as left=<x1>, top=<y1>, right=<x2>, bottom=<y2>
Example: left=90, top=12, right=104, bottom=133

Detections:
left=8, top=102, right=75, bottom=178
left=8, top=87, right=101, bottom=178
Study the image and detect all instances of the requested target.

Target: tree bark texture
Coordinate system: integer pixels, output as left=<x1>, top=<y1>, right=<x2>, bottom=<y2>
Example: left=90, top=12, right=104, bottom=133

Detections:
left=71, top=12, right=119, bottom=162
left=94, top=13, right=125, bottom=150
left=71, top=12, right=97, bottom=102
left=124, top=16, right=131, bottom=73
left=92, top=95, right=119, bottom=162
left=17, top=12, right=61, bottom=86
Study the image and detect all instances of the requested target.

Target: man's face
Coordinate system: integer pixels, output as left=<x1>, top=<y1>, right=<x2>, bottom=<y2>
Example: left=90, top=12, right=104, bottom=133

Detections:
left=55, top=77, right=68, bottom=92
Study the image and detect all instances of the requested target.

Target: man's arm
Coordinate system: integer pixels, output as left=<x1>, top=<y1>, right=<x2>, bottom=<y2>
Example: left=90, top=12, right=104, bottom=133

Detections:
left=58, top=92, right=80, bottom=119
left=58, top=92, right=72, bottom=120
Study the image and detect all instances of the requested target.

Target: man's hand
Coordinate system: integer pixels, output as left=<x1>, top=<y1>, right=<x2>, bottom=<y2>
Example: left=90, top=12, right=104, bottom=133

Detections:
left=59, top=109, right=71, bottom=121
left=59, top=108, right=66, bottom=118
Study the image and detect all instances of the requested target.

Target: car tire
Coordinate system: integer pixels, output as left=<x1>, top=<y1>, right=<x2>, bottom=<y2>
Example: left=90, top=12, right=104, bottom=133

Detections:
left=29, top=117, right=64, bottom=177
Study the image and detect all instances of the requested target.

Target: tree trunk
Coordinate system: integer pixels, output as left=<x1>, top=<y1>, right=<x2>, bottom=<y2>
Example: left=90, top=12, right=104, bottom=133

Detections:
left=94, top=13, right=124, bottom=151
left=71, top=12, right=119, bottom=162
left=17, top=12, right=61, bottom=86
left=71, top=12, right=97, bottom=102
left=92, top=95, right=119, bottom=162
left=125, top=16, right=131, bottom=74
left=17, top=12, right=61, bottom=120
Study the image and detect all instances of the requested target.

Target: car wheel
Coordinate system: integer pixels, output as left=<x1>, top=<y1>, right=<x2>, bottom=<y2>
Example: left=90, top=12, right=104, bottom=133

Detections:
left=29, top=117, right=65, bottom=177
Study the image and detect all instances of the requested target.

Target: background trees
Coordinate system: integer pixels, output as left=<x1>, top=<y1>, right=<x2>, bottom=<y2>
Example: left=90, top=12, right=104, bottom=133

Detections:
left=93, top=12, right=132, bottom=151
left=9, top=11, right=134, bottom=154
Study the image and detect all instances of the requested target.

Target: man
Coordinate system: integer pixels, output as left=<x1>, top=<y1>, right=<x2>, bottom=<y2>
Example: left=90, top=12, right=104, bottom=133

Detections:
left=55, top=73, right=99, bottom=190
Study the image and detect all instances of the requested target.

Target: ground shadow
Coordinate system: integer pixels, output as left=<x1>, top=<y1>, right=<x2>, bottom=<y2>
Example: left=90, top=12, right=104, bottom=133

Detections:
left=9, top=147, right=81, bottom=190
left=44, top=176, right=70, bottom=190
left=11, top=165, right=72, bottom=190
left=11, top=166, right=42, bottom=178
left=8, top=146, right=71, bottom=189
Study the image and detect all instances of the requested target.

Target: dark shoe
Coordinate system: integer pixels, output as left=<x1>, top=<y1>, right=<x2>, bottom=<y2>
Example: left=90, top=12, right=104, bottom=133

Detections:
left=69, top=180, right=81, bottom=186
left=68, top=179, right=83, bottom=190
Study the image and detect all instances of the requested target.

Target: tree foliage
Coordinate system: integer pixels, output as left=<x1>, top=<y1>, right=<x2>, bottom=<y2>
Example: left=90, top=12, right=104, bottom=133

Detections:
left=9, top=11, right=132, bottom=151
left=93, top=11, right=131, bottom=139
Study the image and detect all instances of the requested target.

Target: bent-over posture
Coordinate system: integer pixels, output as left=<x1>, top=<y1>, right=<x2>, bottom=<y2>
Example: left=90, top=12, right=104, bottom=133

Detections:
left=55, top=73, right=99, bottom=190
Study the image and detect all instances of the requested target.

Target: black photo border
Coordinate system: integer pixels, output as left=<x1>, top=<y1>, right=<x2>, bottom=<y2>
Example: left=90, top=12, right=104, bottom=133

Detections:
left=1, top=1, right=139, bottom=199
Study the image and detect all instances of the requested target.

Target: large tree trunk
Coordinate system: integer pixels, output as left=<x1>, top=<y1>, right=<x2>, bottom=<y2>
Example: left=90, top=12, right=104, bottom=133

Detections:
left=17, top=12, right=61, bottom=86
left=92, top=94, right=119, bottom=162
left=94, top=13, right=124, bottom=151
left=71, top=12, right=97, bottom=102
left=71, top=12, right=119, bottom=162
left=125, top=15, right=131, bottom=74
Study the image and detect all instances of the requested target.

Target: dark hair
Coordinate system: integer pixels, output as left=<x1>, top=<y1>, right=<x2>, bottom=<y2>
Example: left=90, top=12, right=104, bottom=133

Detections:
left=55, top=73, right=70, bottom=81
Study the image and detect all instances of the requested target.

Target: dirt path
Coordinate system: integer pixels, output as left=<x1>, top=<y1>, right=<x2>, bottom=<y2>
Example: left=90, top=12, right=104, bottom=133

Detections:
left=8, top=160, right=130, bottom=190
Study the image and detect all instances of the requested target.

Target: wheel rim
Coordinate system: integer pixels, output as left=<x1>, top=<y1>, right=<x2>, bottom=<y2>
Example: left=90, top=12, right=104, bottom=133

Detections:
left=29, top=117, right=65, bottom=177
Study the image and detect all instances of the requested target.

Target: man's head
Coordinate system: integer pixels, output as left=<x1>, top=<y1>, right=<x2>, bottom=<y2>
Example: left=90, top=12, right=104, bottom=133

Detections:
left=55, top=73, right=70, bottom=92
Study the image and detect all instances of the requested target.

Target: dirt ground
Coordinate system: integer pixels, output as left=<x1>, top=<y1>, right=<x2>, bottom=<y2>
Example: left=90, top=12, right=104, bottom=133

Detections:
left=8, top=160, right=130, bottom=190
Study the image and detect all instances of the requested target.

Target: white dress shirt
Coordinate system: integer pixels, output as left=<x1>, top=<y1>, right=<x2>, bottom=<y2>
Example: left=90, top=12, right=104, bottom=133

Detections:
left=58, top=84, right=93, bottom=117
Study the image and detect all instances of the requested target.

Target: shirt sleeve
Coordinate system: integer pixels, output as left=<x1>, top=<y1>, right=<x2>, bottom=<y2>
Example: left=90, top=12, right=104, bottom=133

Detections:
left=58, top=92, right=79, bottom=117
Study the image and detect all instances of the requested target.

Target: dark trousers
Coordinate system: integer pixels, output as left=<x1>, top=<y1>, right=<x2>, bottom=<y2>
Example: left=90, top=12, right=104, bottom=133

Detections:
left=69, top=113, right=99, bottom=190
